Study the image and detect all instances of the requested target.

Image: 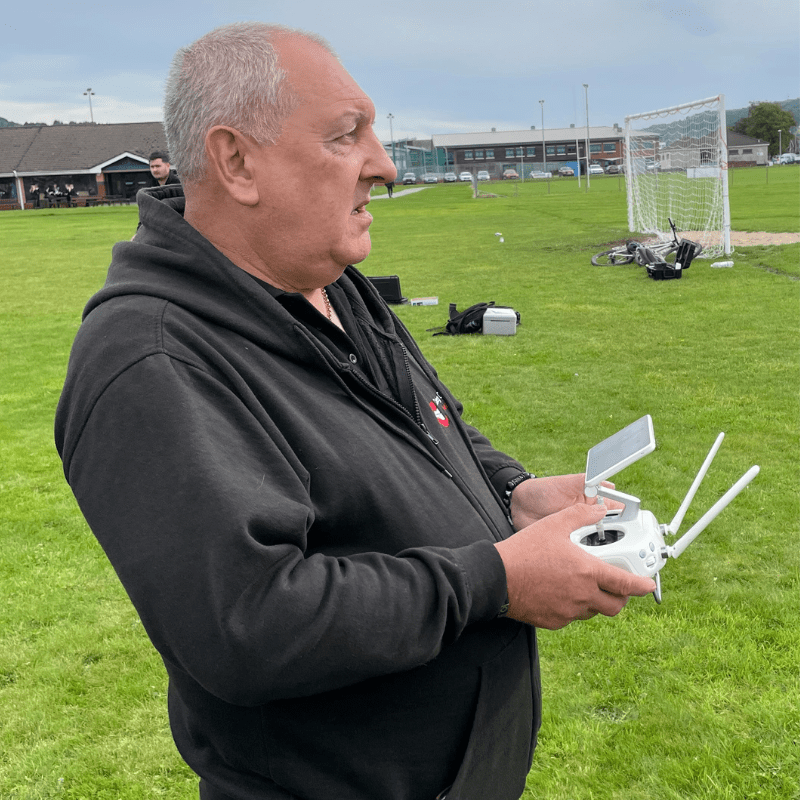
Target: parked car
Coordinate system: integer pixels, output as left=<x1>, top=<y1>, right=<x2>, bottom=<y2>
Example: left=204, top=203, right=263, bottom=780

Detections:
left=605, top=163, right=622, bottom=174
left=501, top=169, right=519, bottom=180
left=459, top=171, right=473, bottom=181
left=588, top=164, right=604, bottom=175
left=557, top=166, right=574, bottom=177
left=779, top=153, right=798, bottom=164
left=423, top=174, right=438, bottom=183
left=444, top=172, right=458, bottom=182
left=477, top=170, right=491, bottom=181
left=529, top=171, right=551, bottom=179
left=402, top=172, right=416, bottom=184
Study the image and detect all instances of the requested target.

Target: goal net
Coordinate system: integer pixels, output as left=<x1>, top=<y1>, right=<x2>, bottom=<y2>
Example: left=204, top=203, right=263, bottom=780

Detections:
left=625, top=95, right=731, bottom=258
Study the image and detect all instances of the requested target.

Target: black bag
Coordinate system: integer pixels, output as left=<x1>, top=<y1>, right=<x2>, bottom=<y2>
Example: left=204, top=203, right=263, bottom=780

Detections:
left=645, top=240, right=698, bottom=281
left=428, top=302, right=520, bottom=336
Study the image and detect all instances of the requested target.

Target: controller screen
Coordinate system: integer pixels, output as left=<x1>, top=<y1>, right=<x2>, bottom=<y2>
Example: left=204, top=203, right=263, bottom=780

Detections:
left=586, top=416, right=654, bottom=486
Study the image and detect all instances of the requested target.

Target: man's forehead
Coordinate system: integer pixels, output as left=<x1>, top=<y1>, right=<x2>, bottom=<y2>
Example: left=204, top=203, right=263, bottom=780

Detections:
left=278, top=36, right=371, bottom=102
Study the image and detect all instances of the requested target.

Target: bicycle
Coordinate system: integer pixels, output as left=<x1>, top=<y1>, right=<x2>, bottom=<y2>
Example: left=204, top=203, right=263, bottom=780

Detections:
left=591, top=219, right=703, bottom=267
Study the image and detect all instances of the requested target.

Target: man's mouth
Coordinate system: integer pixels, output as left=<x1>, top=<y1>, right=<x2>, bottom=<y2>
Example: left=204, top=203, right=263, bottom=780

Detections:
left=351, top=200, right=370, bottom=216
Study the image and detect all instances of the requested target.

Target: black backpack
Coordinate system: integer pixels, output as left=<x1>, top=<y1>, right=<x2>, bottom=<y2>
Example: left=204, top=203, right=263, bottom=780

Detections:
left=428, top=302, right=520, bottom=336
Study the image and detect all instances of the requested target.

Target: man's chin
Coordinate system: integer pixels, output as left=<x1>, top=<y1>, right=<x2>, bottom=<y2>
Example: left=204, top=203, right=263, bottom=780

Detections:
left=334, top=234, right=372, bottom=267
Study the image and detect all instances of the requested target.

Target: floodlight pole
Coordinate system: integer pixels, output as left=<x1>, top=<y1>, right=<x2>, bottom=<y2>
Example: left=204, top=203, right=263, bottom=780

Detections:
left=778, top=129, right=782, bottom=159
left=387, top=113, right=395, bottom=166
left=539, top=100, right=545, bottom=175
left=583, top=83, right=591, bottom=188
left=84, top=88, right=95, bottom=123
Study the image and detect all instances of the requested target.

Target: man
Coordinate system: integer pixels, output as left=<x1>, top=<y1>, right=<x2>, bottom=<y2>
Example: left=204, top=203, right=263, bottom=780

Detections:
left=55, top=23, right=654, bottom=800
left=148, top=150, right=180, bottom=186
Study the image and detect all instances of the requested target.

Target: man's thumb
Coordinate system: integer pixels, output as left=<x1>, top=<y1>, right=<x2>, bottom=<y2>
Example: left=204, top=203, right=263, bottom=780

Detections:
left=557, top=502, right=608, bottom=533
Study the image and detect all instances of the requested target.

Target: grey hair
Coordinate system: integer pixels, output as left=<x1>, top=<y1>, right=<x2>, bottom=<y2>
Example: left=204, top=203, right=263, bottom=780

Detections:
left=163, top=22, right=336, bottom=182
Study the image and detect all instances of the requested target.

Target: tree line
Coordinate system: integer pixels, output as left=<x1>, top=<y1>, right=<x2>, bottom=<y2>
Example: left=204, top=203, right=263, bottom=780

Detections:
left=731, top=102, right=798, bottom=156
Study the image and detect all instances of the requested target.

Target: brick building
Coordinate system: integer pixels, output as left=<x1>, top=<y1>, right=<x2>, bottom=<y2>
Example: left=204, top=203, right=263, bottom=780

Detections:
left=430, top=124, right=625, bottom=178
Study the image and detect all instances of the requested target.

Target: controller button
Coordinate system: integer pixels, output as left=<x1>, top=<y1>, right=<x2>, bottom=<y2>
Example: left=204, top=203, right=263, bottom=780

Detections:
left=646, top=556, right=657, bottom=568
left=639, top=550, right=647, bottom=559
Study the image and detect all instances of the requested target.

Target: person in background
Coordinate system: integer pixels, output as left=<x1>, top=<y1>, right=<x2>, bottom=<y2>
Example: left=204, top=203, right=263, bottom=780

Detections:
left=55, top=22, right=654, bottom=800
left=148, top=150, right=180, bottom=186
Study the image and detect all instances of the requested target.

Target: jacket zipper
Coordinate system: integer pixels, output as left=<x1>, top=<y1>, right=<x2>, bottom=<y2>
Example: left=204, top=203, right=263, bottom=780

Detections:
left=398, top=341, right=441, bottom=448
left=346, top=346, right=511, bottom=541
left=344, top=363, right=450, bottom=475
left=295, top=323, right=508, bottom=539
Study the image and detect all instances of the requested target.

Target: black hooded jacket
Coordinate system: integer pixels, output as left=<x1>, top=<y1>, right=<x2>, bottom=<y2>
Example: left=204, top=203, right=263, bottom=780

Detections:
left=55, top=185, right=541, bottom=800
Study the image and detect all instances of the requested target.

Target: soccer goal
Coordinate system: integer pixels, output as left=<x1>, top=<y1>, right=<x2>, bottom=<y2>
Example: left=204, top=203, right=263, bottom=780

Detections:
left=625, top=95, right=732, bottom=258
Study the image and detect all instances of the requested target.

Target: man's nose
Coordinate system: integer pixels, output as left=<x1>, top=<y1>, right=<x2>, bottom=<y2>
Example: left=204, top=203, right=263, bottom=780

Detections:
left=363, top=129, right=397, bottom=185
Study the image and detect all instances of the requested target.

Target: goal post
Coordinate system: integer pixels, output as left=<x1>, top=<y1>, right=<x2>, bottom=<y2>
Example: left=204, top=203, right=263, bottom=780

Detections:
left=625, top=95, right=732, bottom=258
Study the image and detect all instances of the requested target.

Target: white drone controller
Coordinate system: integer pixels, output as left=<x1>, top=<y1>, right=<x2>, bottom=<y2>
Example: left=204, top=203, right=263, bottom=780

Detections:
left=572, top=415, right=760, bottom=603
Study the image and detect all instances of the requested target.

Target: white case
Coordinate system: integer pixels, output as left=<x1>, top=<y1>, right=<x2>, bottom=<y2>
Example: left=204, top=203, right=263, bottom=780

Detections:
left=482, top=307, right=517, bottom=335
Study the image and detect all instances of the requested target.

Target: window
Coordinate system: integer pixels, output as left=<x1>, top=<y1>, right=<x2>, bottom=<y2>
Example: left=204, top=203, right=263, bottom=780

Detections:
left=567, top=144, right=576, bottom=154
left=486, top=149, right=494, bottom=159
left=464, top=150, right=473, bottom=160
left=526, top=147, right=536, bottom=157
left=556, top=145, right=566, bottom=155
left=742, top=148, right=752, bottom=154
left=546, top=146, right=555, bottom=156
left=590, top=143, right=602, bottom=153
left=505, top=148, right=515, bottom=158
left=475, top=150, right=484, bottom=159
left=516, top=147, right=523, bottom=157
left=729, top=149, right=739, bottom=155
left=604, top=142, right=616, bottom=152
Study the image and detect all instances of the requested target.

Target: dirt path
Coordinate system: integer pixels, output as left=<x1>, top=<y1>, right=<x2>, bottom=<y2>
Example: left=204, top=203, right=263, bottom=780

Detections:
left=682, top=231, right=800, bottom=246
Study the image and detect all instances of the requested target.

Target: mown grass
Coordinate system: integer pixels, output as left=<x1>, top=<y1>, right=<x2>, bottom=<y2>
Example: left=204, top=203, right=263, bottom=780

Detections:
left=0, top=166, right=797, bottom=799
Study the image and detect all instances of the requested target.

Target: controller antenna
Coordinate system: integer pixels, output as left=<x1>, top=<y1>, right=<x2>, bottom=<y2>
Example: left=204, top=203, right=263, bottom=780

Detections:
left=668, top=465, right=760, bottom=559
left=664, top=433, right=725, bottom=536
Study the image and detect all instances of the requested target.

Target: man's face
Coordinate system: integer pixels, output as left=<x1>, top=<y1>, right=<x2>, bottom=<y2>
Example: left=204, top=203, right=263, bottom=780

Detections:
left=149, top=158, right=170, bottom=182
left=244, top=37, right=397, bottom=293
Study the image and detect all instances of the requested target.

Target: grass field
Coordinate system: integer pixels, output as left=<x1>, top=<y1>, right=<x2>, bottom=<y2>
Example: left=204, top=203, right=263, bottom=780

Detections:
left=1, top=166, right=798, bottom=799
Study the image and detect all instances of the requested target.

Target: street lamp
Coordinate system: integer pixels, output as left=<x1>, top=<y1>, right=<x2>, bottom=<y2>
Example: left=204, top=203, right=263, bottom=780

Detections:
left=84, top=88, right=95, bottom=123
left=583, top=83, right=591, bottom=188
left=539, top=100, right=545, bottom=174
left=778, top=129, right=782, bottom=160
left=387, top=113, right=395, bottom=167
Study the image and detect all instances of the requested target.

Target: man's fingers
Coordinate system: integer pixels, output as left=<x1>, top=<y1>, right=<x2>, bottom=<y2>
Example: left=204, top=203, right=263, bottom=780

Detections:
left=593, top=591, right=630, bottom=618
left=596, top=560, right=657, bottom=597
left=555, top=504, right=658, bottom=598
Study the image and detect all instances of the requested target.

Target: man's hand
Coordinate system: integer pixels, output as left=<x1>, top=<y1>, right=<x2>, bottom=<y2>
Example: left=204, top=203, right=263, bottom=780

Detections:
left=510, top=473, right=622, bottom=531
left=495, top=503, right=656, bottom=630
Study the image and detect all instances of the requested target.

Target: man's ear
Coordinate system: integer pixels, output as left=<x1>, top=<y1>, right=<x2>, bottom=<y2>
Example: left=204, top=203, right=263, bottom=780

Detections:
left=204, top=126, right=260, bottom=206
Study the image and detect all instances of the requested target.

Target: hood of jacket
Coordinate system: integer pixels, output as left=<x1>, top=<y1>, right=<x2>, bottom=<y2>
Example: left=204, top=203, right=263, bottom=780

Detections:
left=89, top=184, right=401, bottom=369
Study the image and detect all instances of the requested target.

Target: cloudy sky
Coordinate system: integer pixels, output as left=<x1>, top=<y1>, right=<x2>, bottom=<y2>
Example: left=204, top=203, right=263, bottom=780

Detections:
left=2, top=0, right=797, bottom=141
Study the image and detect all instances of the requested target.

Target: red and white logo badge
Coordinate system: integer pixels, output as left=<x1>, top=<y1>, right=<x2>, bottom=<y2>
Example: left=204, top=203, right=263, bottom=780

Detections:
left=429, top=393, right=450, bottom=427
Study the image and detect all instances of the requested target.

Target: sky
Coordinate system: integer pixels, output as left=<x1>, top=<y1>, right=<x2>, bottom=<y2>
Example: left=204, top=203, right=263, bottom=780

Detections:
left=2, top=0, right=798, bottom=143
